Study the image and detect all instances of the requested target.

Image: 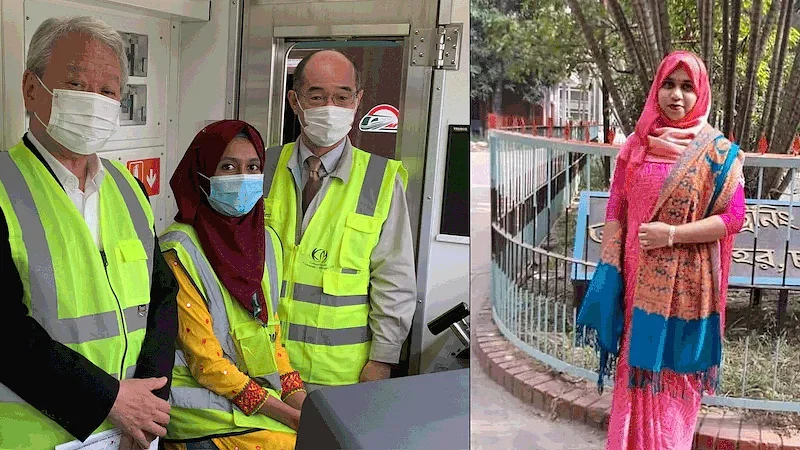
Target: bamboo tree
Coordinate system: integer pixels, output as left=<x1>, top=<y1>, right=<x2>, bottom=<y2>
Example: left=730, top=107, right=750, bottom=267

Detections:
left=723, top=0, right=743, bottom=136
left=756, top=0, right=781, bottom=59
left=750, top=0, right=782, bottom=141
left=606, top=0, right=651, bottom=91
left=763, top=0, right=793, bottom=143
left=701, top=0, right=715, bottom=70
left=566, top=0, right=634, bottom=134
left=655, top=0, right=673, bottom=54
left=719, top=0, right=730, bottom=127
left=735, top=0, right=763, bottom=151
left=764, top=43, right=800, bottom=196
left=633, top=0, right=663, bottom=69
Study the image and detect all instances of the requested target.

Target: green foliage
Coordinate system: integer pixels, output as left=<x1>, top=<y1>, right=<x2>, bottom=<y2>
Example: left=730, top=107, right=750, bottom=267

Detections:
left=470, top=0, right=587, bottom=108
left=567, top=0, right=798, bottom=135
left=474, top=0, right=799, bottom=137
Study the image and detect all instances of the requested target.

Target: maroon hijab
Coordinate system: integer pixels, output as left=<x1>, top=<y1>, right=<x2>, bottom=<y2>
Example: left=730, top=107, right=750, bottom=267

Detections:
left=170, top=120, right=270, bottom=324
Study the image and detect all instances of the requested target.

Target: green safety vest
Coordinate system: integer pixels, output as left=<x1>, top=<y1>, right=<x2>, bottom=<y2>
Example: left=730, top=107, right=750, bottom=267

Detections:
left=159, top=222, right=295, bottom=441
left=262, top=142, right=407, bottom=386
left=0, top=140, right=155, bottom=449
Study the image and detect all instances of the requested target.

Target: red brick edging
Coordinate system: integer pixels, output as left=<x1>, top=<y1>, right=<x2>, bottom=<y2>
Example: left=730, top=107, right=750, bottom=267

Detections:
left=473, top=303, right=800, bottom=449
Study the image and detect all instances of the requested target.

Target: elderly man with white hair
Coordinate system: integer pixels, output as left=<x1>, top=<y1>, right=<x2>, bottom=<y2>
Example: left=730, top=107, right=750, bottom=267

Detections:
left=0, top=16, right=178, bottom=450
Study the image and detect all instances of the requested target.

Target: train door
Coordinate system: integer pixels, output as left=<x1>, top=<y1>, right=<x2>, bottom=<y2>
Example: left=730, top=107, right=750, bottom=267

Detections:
left=238, top=0, right=446, bottom=373
left=237, top=0, right=459, bottom=375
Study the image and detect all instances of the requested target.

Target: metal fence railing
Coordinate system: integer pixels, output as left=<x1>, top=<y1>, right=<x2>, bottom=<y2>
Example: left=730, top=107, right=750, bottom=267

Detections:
left=489, top=128, right=800, bottom=412
left=495, top=124, right=604, bottom=142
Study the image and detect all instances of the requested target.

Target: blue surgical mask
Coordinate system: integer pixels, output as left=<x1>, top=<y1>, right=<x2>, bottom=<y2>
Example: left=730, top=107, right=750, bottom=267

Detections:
left=200, top=173, right=263, bottom=217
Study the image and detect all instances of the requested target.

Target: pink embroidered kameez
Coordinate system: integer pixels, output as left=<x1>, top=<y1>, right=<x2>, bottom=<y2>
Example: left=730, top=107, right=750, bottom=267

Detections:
left=603, top=158, right=746, bottom=450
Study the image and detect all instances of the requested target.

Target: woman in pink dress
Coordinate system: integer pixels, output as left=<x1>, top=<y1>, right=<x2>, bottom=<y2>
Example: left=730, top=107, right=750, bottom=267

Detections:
left=578, top=51, right=746, bottom=450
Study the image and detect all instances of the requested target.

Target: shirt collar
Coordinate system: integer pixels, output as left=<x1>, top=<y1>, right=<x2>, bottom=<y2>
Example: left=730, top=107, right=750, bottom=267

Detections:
left=293, top=136, right=353, bottom=184
left=27, top=130, right=105, bottom=191
left=296, top=138, right=345, bottom=174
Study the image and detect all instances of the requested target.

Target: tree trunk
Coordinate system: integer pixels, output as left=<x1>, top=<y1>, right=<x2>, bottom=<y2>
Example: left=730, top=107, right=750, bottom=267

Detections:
left=764, top=43, right=800, bottom=196
left=606, top=0, right=651, bottom=92
left=603, top=81, right=611, bottom=143
left=723, top=0, right=742, bottom=136
left=629, top=0, right=652, bottom=72
left=567, top=0, right=634, bottom=135
left=735, top=0, right=763, bottom=151
left=764, top=0, right=793, bottom=143
left=654, top=0, right=672, bottom=54
left=697, top=0, right=705, bottom=40
left=633, top=0, right=663, bottom=70
left=751, top=0, right=781, bottom=139
left=701, top=0, right=715, bottom=72
left=650, top=0, right=663, bottom=56
left=492, top=77, right=504, bottom=114
left=771, top=45, right=800, bottom=155
left=756, top=0, right=781, bottom=59
left=720, top=0, right=730, bottom=126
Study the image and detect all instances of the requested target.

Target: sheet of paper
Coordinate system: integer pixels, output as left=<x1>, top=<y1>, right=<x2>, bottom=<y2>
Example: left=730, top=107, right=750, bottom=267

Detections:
left=55, top=429, right=159, bottom=450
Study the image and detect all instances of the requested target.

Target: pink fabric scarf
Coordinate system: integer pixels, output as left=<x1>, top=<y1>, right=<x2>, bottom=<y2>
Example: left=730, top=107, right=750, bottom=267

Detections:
left=645, top=121, right=708, bottom=163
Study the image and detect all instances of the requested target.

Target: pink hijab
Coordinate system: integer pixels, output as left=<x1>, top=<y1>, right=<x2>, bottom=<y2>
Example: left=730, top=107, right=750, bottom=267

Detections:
left=619, top=50, right=712, bottom=166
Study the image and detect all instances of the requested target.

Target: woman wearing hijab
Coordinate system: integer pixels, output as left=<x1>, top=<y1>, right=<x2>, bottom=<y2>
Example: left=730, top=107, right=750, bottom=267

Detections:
left=159, top=120, right=306, bottom=450
left=577, top=51, right=746, bottom=449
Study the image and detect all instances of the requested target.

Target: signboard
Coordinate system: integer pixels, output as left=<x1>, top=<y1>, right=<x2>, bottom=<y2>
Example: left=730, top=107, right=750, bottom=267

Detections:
left=573, top=191, right=800, bottom=287
left=126, top=157, right=160, bottom=196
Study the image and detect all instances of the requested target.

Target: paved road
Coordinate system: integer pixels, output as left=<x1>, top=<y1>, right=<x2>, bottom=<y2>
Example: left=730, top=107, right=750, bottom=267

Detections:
left=470, top=143, right=606, bottom=450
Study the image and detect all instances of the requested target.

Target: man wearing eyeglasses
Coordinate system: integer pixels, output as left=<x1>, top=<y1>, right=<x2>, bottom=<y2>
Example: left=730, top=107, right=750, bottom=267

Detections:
left=262, top=49, right=416, bottom=391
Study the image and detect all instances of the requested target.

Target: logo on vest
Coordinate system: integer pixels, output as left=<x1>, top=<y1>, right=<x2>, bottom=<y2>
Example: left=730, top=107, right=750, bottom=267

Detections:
left=305, top=248, right=330, bottom=269
left=311, top=248, right=328, bottom=263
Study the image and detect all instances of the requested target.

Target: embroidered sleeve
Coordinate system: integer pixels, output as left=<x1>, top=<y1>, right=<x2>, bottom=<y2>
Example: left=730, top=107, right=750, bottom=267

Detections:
left=280, top=371, right=305, bottom=401
left=605, top=158, right=627, bottom=223
left=231, top=379, right=270, bottom=415
left=165, top=252, right=262, bottom=409
left=718, top=184, right=746, bottom=236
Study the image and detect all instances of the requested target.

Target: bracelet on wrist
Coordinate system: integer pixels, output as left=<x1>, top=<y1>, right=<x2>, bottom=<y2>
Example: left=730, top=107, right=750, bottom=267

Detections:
left=282, top=388, right=306, bottom=402
left=668, top=225, right=677, bottom=247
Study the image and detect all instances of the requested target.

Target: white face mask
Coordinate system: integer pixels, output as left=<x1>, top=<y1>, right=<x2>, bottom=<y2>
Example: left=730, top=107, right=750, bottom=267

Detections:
left=33, top=76, right=121, bottom=155
left=295, top=94, right=356, bottom=147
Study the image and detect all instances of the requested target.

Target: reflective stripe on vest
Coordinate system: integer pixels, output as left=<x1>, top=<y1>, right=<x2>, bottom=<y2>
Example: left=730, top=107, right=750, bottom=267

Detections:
left=292, top=283, right=368, bottom=307
left=101, top=160, right=155, bottom=283
left=0, top=364, right=138, bottom=403
left=161, top=228, right=282, bottom=398
left=161, top=230, right=239, bottom=363
left=263, top=146, right=283, bottom=198
left=264, top=143, right=405, bottom=385
left=263, top=145, right=389, bottom=349
left=0, top=153, right=152, bottom=344
left=287, top=323, right=372, bottom=346
left=169, top=386, right=233, bottom=413
left=263, top=144, right=388, bottom=218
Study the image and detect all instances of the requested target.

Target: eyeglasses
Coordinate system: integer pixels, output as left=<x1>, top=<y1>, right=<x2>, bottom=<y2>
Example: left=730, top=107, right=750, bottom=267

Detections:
left=296, top=90, right=358, bottom=108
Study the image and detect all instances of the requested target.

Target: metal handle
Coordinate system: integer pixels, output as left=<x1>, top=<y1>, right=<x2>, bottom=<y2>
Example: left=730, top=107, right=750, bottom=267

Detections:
left=449, top=321, right=469, bottom=347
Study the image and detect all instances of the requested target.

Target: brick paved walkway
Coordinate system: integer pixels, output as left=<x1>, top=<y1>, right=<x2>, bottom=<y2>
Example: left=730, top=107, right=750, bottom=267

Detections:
left=475, top=301, right=800, bottom=449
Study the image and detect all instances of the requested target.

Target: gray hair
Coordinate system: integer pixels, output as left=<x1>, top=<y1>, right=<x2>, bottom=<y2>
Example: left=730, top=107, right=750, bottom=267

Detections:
left=26, top=16, right=129, bottom=92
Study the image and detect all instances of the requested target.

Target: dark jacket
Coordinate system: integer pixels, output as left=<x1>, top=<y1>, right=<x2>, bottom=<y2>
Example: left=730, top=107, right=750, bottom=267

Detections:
left=0, top=134, right=179, bottom=440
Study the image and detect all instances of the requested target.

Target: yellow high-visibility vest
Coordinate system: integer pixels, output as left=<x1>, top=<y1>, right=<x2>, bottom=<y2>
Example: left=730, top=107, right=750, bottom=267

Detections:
left=0, top=140, right=155, bottom=449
